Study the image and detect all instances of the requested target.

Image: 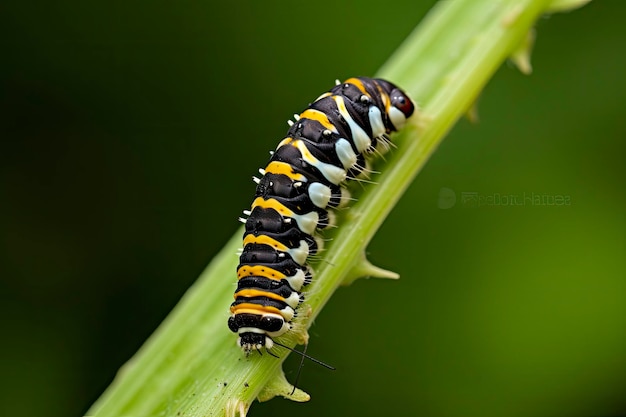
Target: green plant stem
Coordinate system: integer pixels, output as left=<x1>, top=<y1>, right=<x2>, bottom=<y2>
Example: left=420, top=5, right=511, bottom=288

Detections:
left=87, top=0, right=587, bottom=416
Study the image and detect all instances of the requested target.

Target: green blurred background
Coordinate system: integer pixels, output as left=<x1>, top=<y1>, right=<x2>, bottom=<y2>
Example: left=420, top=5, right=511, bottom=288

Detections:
left=1, top=1, right=624, bottom=416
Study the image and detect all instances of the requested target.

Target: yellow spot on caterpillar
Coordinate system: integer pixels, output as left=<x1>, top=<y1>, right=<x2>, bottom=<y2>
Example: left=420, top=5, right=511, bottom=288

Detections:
left=243, top=234, right=288, bottom=252
left=373, top=82, right=391, bottom=114
left=237, top=265, right=286, bottom=280
left=251, top=197, right=294, bottom=216
left=231, top=303, right=282, bottom=316
left=293, top=140, right=315, bottom=163
left=234, top=289, right=286, bottom=302
left=343, top=77, right=369, bottom=96
left=264, top=161, right=304, bottom=181
left=298, top=109, right=337, bottom=132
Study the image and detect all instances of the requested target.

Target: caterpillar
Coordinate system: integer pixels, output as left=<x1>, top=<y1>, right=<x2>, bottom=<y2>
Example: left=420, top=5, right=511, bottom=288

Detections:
left=228, top=77, right=415, bottom=354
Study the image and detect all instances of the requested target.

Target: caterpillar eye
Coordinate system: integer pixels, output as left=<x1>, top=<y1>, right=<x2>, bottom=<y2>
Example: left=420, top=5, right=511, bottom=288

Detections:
left=360, top=94, right=371, bottom=104
left=391, top=89, right=415, bottom=117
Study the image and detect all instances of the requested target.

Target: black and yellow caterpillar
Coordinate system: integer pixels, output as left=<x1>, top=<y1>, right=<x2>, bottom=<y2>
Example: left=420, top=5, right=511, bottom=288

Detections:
left=228, top=77, right=415, bottom=353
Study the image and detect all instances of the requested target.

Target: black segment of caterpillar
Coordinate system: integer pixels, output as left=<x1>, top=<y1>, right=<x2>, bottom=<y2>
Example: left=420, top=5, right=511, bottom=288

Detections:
left=228, top=77, right=415, bottom=354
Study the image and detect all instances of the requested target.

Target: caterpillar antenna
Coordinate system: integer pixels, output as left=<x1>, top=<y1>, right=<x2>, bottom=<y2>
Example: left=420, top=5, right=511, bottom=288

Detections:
left=291, top=343, right=308, bottom=395
left=273, top=340, right=335, bottom=371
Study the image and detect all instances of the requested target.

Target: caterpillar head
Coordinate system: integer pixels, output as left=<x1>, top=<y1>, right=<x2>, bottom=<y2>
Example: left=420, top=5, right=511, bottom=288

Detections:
left=228, top=312, right=285, bottom=353
left=374, top=78, right=415, bottom=131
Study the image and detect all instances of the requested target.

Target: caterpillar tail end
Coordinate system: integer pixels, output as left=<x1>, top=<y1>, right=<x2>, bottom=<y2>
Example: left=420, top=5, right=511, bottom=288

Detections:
left=342, top=253, right=400, bottom=286
left=257, top=369, right=311, bottom=403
